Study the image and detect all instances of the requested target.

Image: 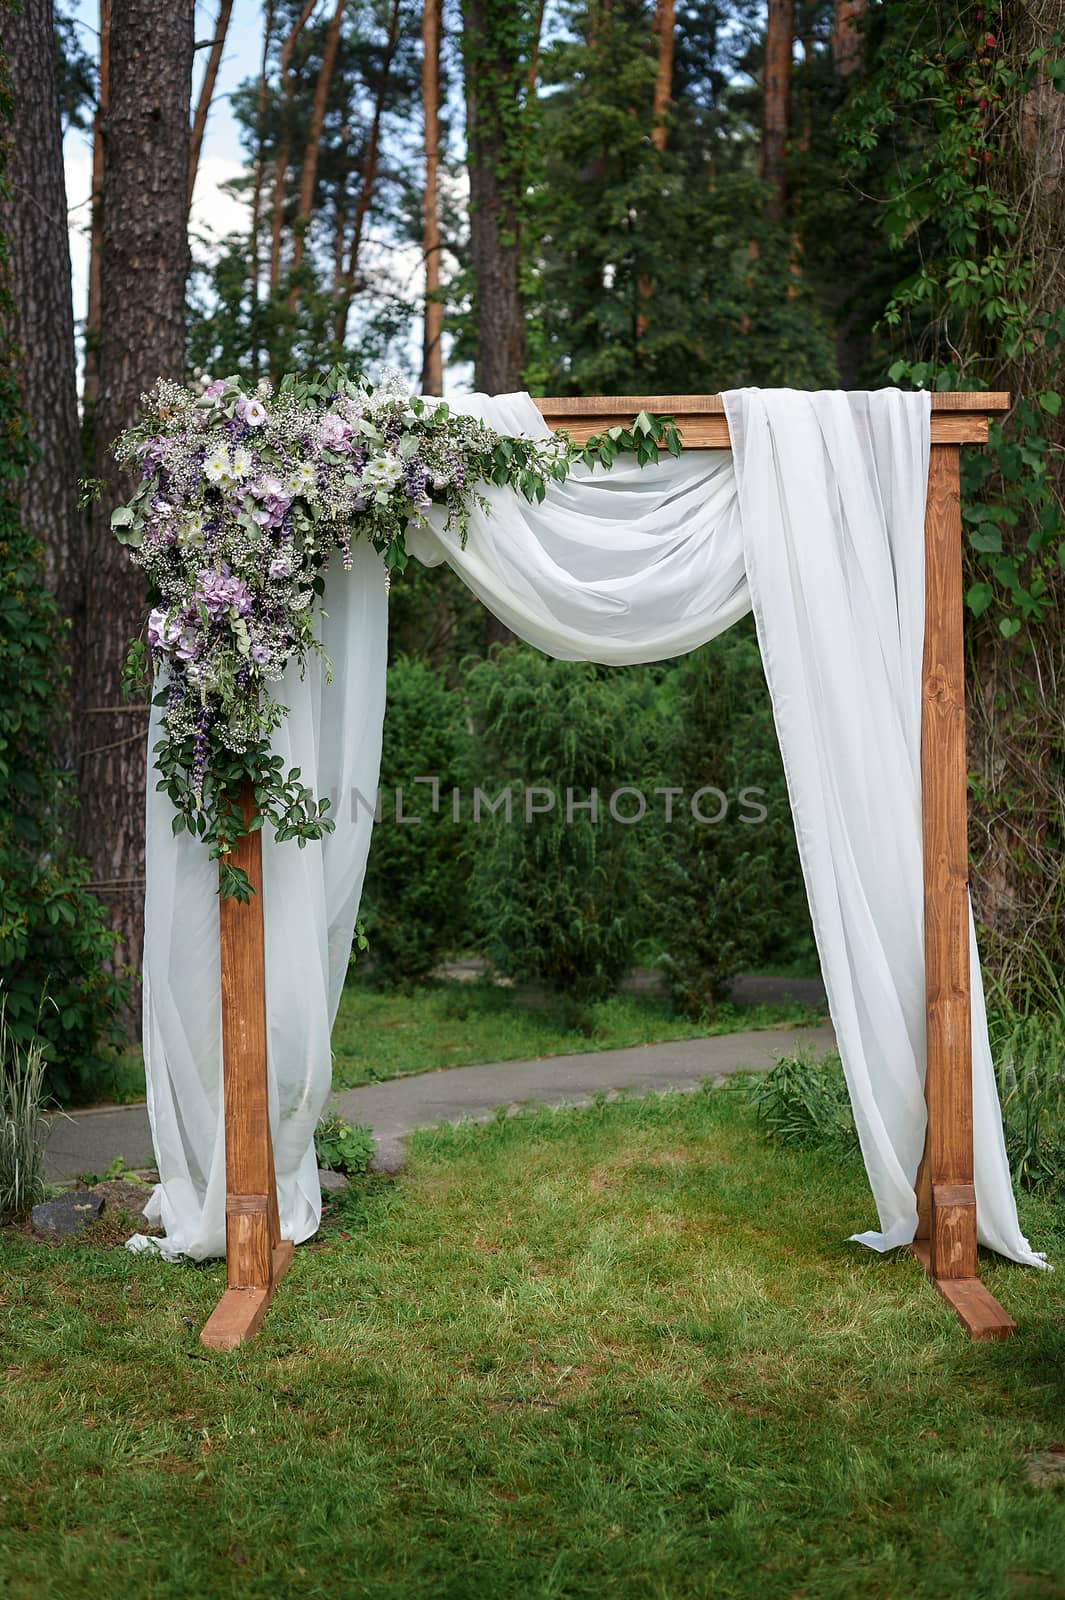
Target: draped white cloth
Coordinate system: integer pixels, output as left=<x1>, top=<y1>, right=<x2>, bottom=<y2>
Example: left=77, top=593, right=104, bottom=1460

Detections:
left=132, top=387, right=1044, bottom=1269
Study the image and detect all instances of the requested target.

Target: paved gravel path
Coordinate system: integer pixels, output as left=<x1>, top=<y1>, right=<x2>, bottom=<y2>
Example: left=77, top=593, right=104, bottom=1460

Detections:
left=42, top=1022, right=835, bottom=1182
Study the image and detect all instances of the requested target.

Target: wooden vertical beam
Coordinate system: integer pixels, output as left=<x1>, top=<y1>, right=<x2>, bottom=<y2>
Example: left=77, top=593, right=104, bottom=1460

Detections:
left=914, top=444, right=1015, bottom=1341
left=201, top=782, right=293, bottom=1351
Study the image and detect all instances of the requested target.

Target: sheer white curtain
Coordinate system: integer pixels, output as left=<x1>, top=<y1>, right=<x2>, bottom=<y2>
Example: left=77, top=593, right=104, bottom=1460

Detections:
left=132, top=387, right=1044, bottom=1270
left=133, top=537, right=387, bottom=1260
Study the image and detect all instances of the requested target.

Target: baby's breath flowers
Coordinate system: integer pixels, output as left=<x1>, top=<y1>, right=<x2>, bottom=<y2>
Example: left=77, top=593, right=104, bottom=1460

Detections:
left=111, top=366, right=681, bottom=898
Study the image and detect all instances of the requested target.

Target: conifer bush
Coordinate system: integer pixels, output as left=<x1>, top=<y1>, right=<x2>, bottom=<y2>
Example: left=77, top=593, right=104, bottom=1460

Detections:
left=465, top=648, right=653, bottom=1000
left=361, top=655, right=471, bottom=983
left=656, top=623, right=815, bottom=1016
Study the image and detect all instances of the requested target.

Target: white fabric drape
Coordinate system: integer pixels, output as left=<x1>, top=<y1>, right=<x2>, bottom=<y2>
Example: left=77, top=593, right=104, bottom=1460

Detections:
left=133, top=537, right=387, bottom=1260
left=132, top=386, right=1043, bottom=1270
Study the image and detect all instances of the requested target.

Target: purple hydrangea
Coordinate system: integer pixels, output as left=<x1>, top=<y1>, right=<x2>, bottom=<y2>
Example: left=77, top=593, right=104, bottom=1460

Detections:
left=196, top=564, right=253, bottom=618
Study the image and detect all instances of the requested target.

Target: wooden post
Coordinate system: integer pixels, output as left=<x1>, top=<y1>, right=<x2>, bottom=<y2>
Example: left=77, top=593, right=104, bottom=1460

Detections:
left=200, top=782, right=293, bottom=1351
left=912, top=443, right=1015, bottom=1341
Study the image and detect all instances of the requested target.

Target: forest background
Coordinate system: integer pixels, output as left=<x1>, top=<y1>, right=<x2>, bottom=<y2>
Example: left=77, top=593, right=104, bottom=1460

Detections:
left=2, top=0, right=1064, bottom=1101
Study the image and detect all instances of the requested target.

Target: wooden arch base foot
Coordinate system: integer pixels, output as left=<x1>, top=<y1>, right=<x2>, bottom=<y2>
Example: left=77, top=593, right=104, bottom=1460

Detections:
left=201, top=1241, right=294, bottom=1351
left=909, top=1241, right=1016, bottom=1342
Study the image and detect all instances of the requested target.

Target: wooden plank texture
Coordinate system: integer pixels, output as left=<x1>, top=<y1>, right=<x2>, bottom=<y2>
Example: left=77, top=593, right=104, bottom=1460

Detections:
left=200, top=1242, right=295, bottom=1351
left=201, top=781, right=288, bottom=1351
left=908, top=1242, right=1016, bottom=1341
left=921, top=444, right=978, bottom=1284
left=534, top=393, right=1007, bottom=448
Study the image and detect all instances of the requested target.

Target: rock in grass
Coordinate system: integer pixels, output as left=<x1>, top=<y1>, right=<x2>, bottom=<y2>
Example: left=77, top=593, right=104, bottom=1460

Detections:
left=91, top=1179, right=151, bottom=1218
left=318, top=1167, right=349, bottom=1195
left=369, top=1136, right=407, bottom=1177
left=31, top=1191, right=104, bottom=1239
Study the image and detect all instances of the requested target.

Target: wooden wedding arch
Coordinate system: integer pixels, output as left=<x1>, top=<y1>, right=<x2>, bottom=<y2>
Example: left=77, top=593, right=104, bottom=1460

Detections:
left=200, top=390, right=1016, bottom=1351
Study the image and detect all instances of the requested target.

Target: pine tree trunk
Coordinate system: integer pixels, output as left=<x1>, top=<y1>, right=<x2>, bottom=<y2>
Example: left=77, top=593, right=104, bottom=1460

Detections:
left=461, top=0, right=527, bottom=393
left=333, top=0, right=402, bottom=345
left=761, top=0, right=792, bottom=224
left=288, top=0, right=346, bottom=308
left=188, top=0, right=235, bottom=207
left=832, top=0, right=864, bottom=78
left=421, top=0, right=444, bottom=393
left=650, top=0, right=674, bottom=151
left=82, top=0, right=194, bottom=1020
left=269, top=0, right=317, bottom=294
left=1, top=0, right=85, bottom=658
left=831, top=0, right=867, bottom=382
left=248, top=0, right=276, bottom=381
left=83, top=0, right=110, bottom=447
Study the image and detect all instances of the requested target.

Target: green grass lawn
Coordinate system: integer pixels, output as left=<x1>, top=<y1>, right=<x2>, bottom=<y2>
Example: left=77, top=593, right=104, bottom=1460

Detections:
left=330, top=976, right=822, bottom=1089
left=2, top=1082, right=1063, bottom=1599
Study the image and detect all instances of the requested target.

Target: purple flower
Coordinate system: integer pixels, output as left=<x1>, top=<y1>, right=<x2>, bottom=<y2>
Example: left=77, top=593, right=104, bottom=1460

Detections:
left=204, top=378, right=226, bottom=400
left=196, top=563, right=253, bottom=618
left=318, top=412, right=354, bottom=453
left=147, top=606, right=182, bottom=653
left=250, top=643, right=271, bottom=667
left=269, top=554, right=294, bottom=580
left=236, top=395, right=268, bottom=427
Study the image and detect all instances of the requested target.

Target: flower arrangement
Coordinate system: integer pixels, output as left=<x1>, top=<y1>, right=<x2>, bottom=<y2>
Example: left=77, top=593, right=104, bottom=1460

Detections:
left=110, top=366, right=680, bottom=898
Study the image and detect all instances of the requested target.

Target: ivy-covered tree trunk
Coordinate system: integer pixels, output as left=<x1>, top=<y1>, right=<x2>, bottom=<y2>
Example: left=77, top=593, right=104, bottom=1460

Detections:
left=0, top=0, right=84, bottom=642
left=460, top=0, right=529, bottom=392
left=82, top=0, right=194, bottom=1019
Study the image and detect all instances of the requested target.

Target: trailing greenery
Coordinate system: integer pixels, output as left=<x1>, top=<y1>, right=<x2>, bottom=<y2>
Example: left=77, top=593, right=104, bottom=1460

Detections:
left=1, top=1084, right=1062, bottom=1597
left=0, top=30, right=126, bottom=1102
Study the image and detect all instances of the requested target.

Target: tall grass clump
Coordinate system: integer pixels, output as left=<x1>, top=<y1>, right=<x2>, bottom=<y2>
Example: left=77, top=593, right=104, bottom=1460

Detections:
left=749, top=1049, right=859, bottom=1153
left=0, top=1000, right=48, bottom=1216
left=987, top=998, right=1065, bottom=1200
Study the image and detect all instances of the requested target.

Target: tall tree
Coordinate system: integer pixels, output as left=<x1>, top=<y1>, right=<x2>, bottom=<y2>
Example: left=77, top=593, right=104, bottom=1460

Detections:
left=287, top=0, right=346, bottom=305
left=82, top=0, right=195, bottom=1004
left=421, top=0, right=443, bottom=391
left=650, top=0, right=675, bottom=150
left=83, top=0, right=110, bottom=442
left=832, top=0, right=864, bottom=78
left=460, top=0, right=538, bottom=392
left=189, top=0, right=235, bottom=205
left=0, top=0, right=84, bottom=637
left=761, top=0, right=792, bottom=223
left=269, top=0, right=318, bottom=292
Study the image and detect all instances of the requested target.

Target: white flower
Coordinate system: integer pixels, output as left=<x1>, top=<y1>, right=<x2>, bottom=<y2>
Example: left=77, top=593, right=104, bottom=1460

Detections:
left=285, top=462, right=317, bottom=498
left=363, top=453, right=403, bottom=492
left=231, top=446, right=254, bottom=478
left=204, top=450, right=230, bottom=485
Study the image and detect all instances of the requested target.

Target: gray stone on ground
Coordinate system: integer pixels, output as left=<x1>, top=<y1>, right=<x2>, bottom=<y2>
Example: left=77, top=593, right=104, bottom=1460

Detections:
left=318, top=1167, right=349, bottom=1195
left=91, top=1178, right=152, bottom=1217
left=369, top=1135, right=407, bottom=1176
left=1025, top=1449, right=1065, bottom=1486
left=31, top=1190, right=104, bottom=1239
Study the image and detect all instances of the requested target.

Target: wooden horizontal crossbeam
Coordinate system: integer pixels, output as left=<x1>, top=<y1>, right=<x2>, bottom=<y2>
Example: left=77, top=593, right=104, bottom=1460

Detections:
left=535, top=392, right=1011, bottom=448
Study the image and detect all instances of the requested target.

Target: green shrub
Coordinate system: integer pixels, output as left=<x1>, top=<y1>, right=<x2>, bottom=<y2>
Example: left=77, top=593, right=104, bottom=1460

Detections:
left=465, top=648, right=654, bottom=1000
left=314, top=1114, right=375, bottom=1176
left=0, top=64, right=127, bottom=1102
left=750, top=1049, right=859, bottom=1153
left=362, top=656, right=471, bottom=984
left=655, top=623, right=815, bottom=1016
